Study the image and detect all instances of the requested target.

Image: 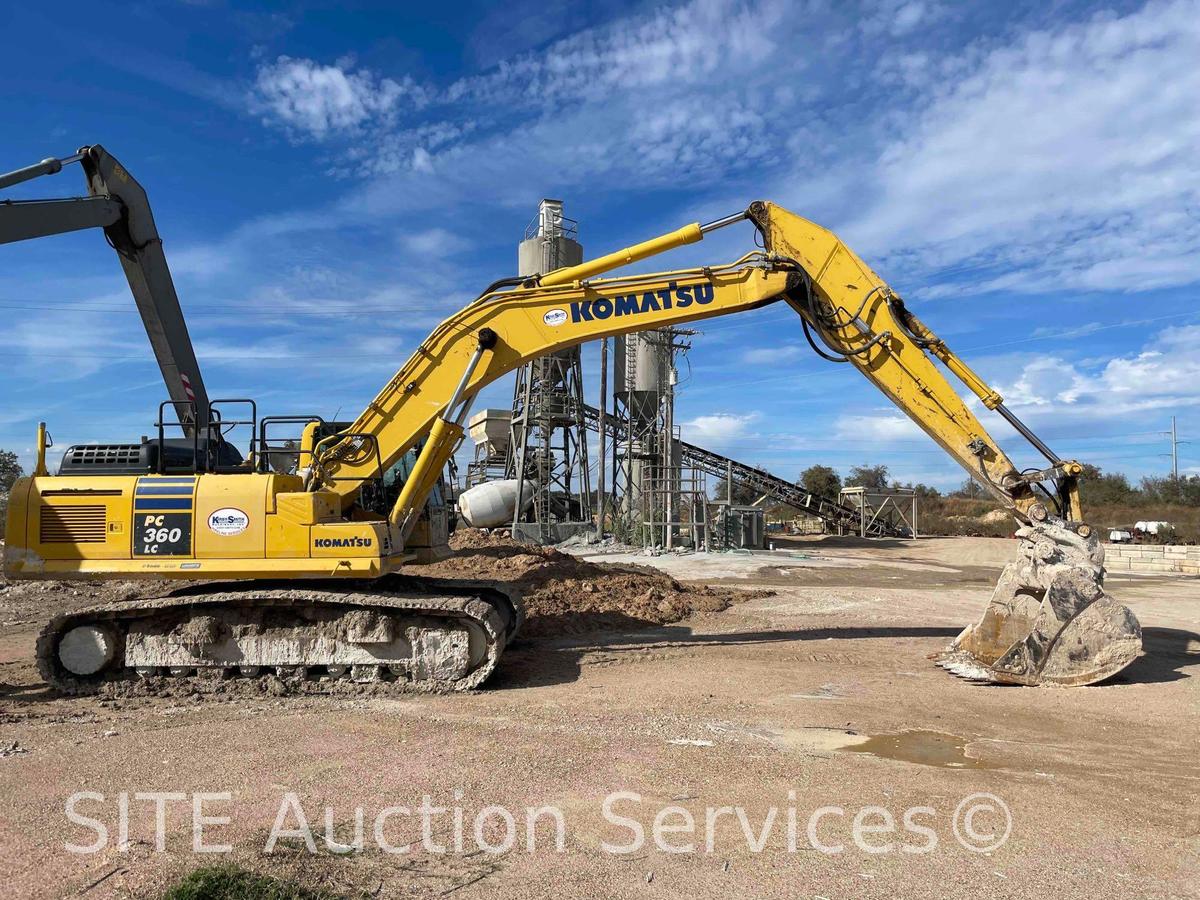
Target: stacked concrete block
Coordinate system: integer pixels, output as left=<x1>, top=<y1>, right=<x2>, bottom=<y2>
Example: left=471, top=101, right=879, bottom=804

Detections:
left=1103, top=544, right=1200, bottom=575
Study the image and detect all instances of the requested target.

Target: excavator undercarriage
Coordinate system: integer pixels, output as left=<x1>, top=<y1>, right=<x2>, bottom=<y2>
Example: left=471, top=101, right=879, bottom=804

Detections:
left=37, top=576, right=522, bottom=695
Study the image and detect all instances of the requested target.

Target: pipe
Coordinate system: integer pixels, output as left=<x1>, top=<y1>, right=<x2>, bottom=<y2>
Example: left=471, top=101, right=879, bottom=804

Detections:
left=34, top=422, right=50, bottom=477
left=597, top=337, right=608, bottom=539
left=445, top=344, right=486, bottom=421
left=700, top=210, right=749, bottom=233
left=539, top=223, right=703, bottom=287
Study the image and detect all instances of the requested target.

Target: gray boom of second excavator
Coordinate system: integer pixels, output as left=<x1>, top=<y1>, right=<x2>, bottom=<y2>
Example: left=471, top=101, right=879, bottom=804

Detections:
left=0, top=145, right=209, bottom=436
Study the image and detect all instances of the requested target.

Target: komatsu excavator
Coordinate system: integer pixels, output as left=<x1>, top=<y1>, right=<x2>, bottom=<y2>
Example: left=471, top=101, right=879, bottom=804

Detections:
left=2, top=150, right=1142, bottom=693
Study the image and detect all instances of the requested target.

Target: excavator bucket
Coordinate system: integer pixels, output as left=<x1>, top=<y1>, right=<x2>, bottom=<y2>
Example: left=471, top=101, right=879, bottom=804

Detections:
left=934, top=519, right=1143, bottom=686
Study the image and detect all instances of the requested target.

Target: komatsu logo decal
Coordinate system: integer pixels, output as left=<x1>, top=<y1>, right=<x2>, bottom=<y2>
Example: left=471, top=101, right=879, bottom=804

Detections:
left=314, top=536, right=373, bottom=548
left=570, top=281, right=713, bottom=323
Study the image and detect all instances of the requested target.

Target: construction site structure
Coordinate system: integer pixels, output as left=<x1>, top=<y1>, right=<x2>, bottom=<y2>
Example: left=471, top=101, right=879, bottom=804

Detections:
left=506, top=200, right=593, bottom=544
left=712, top=505, right=767, bottom=550
left=838, top=486, right=918, bottom=538
left=639, top=447, right=710, bottom=549
left=465, top=409, right=511, bottom=488
left=610, top=328, right=696, bottom=547
left=580, top=405, right=904, bottom=538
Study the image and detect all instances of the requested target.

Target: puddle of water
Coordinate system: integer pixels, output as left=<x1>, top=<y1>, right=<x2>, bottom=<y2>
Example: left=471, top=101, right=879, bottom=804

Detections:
left=842, top=730, right=993, bottom=769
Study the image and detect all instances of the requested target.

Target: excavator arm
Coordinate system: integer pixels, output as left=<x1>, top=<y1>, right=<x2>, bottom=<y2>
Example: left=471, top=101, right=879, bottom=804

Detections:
left=751, top=202, right=1081, bottom=523
left=314, top=245, right=798, bottom=528
left=314, top=201, right=1140, bottom=686
left=0, top=146, right=209, bottom=436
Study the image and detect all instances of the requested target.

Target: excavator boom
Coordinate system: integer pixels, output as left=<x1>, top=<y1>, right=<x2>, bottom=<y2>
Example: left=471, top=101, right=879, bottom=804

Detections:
left=0, top=146, right=209, bottom=435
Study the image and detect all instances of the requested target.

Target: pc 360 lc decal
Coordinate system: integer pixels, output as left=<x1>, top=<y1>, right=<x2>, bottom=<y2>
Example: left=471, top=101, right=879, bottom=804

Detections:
left=570, top=281, right=713, bottom=323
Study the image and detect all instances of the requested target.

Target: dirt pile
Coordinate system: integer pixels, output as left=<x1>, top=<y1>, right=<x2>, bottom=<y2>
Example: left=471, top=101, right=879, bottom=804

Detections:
left=422, top=529, right=770, bottom=637
left=0, top=573, right=166, bottom=628
left=0, top=530, right=767, bottom=643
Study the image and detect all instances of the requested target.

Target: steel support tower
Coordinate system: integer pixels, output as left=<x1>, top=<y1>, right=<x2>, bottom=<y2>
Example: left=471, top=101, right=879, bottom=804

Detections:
left=506, top=200, right=593, bottom=543
left=610, top=328, right=693, bottom=547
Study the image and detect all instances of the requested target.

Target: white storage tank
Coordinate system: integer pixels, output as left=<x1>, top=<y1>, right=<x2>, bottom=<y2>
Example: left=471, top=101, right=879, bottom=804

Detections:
left=458, top=479, right=536, bottom=528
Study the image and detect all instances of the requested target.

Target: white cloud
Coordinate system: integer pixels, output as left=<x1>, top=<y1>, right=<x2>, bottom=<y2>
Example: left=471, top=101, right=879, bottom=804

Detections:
left=860, top=0, right=936, bottom=37
left=741, top=344, right=804, bottom=365
left=446, top=0, right=785, bottom=109
left=680, top=411, right=760, bottom=447
left=833, top=412, right=925, bottom=442
left=842, top=0, right=1200, bottom=292
left=250, top=55, right=429, bottom=139
left=247, top=0, right=788, bottom=180
left=232, top=0, right=1200, bottom=303
left=397, top=227, right=471, bottom=257
left=1003, top=358, right=1090, bottom=407
left=996, top=324, right=1200, bottom=418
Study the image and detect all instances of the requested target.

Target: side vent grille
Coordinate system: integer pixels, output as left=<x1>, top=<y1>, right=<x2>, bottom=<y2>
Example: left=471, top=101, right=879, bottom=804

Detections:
left=40, top=505, right=108, bottom=544
left=62, top=444, right=142, bottom=466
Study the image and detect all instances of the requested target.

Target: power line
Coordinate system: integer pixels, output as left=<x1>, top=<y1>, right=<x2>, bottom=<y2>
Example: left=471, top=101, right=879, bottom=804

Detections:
left=1, top=304, right=1194, bottom=366
left=958, top=311, right=1199, bottom=352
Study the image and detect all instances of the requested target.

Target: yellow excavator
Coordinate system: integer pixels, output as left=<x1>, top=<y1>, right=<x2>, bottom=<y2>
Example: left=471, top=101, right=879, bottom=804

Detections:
left=2, top=151, right=1142, bottom=692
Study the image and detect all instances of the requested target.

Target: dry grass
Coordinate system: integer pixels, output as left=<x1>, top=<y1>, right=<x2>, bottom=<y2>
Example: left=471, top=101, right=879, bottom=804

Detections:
left=918, top=497, right=1200, bottom=542
left=161, top=864, right=346, bottom=900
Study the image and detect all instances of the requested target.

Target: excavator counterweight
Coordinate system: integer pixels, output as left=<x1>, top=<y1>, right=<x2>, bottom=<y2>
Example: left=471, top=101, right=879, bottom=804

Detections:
left=2, top=168, right=1142, bottom=690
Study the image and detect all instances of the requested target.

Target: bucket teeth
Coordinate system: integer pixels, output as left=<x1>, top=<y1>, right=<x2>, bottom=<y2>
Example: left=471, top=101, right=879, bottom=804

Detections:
left=934, top=654, right=993, bottom=682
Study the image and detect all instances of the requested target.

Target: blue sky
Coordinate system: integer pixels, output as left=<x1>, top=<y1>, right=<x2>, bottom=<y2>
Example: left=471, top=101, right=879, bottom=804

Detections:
left=1, top=0, right=1197, bottom=491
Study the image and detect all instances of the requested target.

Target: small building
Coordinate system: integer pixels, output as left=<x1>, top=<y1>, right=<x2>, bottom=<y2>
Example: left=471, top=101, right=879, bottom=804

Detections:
left=713, top=504, right=766, bottom=550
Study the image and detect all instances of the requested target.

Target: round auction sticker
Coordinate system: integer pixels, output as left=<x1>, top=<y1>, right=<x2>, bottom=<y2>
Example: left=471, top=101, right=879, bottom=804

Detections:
left=208, top=507, right=249, bottom=536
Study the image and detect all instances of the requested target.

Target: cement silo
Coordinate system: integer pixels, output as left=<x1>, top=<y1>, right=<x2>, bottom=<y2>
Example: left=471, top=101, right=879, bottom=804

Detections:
left=517, top=199, right=581, bottom=276
left=612, top=328, right=690, bottom=545
left=505, top=200, right=593, bottom=543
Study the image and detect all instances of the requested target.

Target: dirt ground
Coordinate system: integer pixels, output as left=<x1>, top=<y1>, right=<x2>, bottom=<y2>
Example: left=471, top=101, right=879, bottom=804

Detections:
left=1, top=533, right=1197, bottom=899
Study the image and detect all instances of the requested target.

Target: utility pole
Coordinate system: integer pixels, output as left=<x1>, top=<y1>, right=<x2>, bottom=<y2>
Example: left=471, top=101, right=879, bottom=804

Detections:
left=1172, top=415, right=1178, bottom=480
left=1164, top=415, right=1184, bottom=479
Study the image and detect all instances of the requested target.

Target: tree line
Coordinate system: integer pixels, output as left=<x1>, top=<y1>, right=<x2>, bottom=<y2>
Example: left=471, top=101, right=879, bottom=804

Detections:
left=798, top=461, right=1200, bottom=508
left=0, top=449, right=21, bottom=539
left=712, top=458, right=1200, bottom=509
